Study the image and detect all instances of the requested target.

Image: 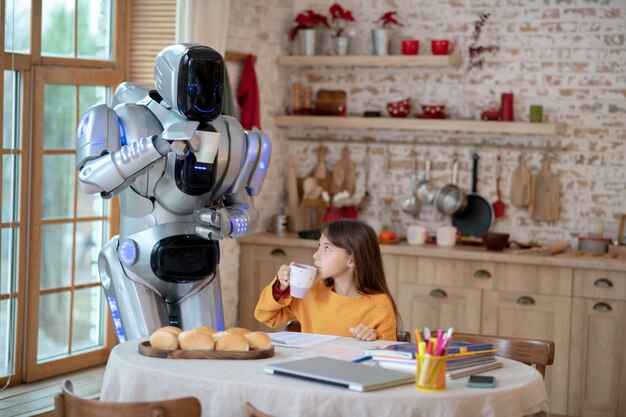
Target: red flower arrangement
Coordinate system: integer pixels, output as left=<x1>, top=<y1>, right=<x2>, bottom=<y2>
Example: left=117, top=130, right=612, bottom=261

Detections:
left=329, top=3, right=355, bottom=37
left=290, top=10, right=330, bottom=40
left=373, top=11, right=403, bottom=28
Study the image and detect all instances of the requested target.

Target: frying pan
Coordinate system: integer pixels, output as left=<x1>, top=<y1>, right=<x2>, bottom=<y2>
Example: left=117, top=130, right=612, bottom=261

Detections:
left=434, top=156, right=467, bottom=215
left=453, top=153, right=494, bottom=238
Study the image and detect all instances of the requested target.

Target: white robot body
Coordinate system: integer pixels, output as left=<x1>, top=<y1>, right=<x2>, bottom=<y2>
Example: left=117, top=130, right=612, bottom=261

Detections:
left=77, top=44, right=271, bottom=342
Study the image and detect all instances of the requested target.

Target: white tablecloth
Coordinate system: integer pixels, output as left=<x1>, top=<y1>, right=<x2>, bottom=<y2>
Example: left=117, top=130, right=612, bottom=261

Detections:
left=101, top=338, right=549, bottom=417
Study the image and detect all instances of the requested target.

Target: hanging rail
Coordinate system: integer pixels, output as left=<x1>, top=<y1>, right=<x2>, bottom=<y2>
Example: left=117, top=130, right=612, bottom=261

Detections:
left=286, top=136, right=567, bottom=153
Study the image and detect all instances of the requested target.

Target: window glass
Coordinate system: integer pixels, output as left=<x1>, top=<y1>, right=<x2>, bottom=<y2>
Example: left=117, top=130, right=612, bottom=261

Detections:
left=38, top=292, right=71, bottom=361
left=77, top=0, right=113, bottom=60
left=2, top=154, right=20, bottom=224
left=41, top=0, right=75, bottom=57
left=1, top=228, right=19, bottom=294
left=74, top=221, right=106, bottom=285
left=78, top=85, right=108, bottom=116
left=40, top=223, right=73, bottom=290
left=0, top=299, right=16, bottom=377
left=5, top=0, right=31, bottom=53
left=3, top=71, right=20, bottom=149
left=44, top=84, right=76, bottom=150
left=42, top=155, right=75, bottom=220
left=71, top=287, right=104, bottom=352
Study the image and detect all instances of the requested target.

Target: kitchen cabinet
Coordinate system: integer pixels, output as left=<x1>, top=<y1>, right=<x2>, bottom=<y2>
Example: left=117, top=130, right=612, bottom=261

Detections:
left=238, top=242, right=313, bottom=332
left=568, top=269, right=626, bottom=417
left=239, top=234, right=626, bottom=416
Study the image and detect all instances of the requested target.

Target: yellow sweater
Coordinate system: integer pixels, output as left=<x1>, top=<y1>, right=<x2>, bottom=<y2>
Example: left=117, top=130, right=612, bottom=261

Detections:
left=254, top=277, right=397, bottom=341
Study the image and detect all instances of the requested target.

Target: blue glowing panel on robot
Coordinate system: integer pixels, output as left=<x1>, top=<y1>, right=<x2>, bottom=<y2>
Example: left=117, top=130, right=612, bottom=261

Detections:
left=178, top=46, right=224, bottom=122
left=150, top=235, right=219, bottom=283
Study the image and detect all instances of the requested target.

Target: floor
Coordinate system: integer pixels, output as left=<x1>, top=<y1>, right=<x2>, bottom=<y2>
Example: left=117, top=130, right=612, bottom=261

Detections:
left=0, top=365, right=105, bottom=417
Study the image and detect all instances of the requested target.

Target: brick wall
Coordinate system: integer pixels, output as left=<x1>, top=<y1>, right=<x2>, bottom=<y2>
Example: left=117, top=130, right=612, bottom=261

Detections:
left=223, top=0, right=626, bottom=326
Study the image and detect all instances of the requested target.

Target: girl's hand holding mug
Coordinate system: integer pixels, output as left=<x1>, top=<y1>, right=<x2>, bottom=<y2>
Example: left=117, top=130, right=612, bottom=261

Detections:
left=349, top=324, right=378, bottom=341
left=276, top=264, right=291, bottom=291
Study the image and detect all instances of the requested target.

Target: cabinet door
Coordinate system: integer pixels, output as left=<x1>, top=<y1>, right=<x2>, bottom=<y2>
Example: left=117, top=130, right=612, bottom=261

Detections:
left=481, top=290, right=571, bottom=415
left=568, top=298, right=626, bottom=417
left=238, top=244, right=312, bottom=331
left=397, top=283, right=482, bottom=335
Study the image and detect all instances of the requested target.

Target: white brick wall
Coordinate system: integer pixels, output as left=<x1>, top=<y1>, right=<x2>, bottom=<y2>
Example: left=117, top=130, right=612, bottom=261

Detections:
left=223, top=0, right=626, bottom=326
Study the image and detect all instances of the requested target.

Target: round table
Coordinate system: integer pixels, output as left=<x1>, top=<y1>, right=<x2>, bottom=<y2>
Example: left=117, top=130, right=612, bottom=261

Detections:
left=101, top=338, right=549, bottom=417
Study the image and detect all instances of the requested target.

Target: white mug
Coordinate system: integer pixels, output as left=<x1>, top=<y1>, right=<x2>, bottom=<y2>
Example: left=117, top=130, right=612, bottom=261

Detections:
left=289, top=263, right=317, bottom=298
left=437, top=226, right=458, bottom=247
left=407, top=225, right=429, bottom=245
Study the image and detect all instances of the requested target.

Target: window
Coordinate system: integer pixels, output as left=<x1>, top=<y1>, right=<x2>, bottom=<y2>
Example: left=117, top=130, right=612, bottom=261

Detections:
left=1, top=0, right=125, bottom=385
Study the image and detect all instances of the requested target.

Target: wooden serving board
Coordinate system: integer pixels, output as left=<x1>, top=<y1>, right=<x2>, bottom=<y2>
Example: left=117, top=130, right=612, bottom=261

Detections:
left=138, top=341, right=274, bottom=360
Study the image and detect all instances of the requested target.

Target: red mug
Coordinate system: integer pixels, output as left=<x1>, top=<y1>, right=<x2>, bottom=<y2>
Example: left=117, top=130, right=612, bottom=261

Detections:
left=431, top=39, right=450, bottom=55
left=401, top=39, right=419, bottom=55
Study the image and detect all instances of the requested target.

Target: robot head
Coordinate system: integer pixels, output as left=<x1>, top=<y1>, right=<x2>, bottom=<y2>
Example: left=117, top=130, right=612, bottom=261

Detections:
left=154, top=44, right=224, bottom=122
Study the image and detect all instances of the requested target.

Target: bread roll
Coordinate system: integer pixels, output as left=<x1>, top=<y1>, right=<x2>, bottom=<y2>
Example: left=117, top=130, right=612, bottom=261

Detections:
left=159, top=326, right=182, bottom=336
left=215, top=333, right=249, bottom=351
left=179, top=331, right=215, bottom=350
left=244, top=331, right=272, bottom=350
left=194, top=326, right=217, bottom=336
left=227, top=327, right=250, bottom=335
left=212, top=331, right=228, bottom=340
left=150, top=329, right=179, bottom=350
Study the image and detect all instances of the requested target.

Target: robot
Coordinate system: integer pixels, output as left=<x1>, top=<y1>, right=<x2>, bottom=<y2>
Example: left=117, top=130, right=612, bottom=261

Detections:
left=75, top=44, right=271, bottom=342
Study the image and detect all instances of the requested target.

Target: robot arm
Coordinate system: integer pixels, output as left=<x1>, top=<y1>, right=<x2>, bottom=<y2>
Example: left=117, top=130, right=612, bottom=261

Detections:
left=76, top=104, right=171, bottom=198
left=194, top=128, right=271, bottom=240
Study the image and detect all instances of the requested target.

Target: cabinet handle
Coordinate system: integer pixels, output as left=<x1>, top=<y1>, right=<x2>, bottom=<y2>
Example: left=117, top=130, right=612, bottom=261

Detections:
left=473, top=269, right=492, bottom=279
left=593, top=278, right=613, bottom=288
left=270, top=248, right=286, bottom=257
left=516, top=296, right=535, bottom=305
left=593, top=302, right=612, bottom=312
left=430, top=289, right=448, bottom=298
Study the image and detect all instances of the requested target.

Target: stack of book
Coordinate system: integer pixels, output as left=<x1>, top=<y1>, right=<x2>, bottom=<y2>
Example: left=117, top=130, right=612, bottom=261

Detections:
left=364, top=341, right=502, bottom=378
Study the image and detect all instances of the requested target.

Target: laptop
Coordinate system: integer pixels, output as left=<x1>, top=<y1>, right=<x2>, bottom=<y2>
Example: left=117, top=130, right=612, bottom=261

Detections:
left=264, top=356, right=415, bottom=392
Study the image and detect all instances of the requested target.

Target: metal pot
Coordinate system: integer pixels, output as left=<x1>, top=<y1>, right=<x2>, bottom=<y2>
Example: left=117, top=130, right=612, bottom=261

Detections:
left=434, top=156, right=467, bottom=215
left=416, top=154, right=436, bottom=204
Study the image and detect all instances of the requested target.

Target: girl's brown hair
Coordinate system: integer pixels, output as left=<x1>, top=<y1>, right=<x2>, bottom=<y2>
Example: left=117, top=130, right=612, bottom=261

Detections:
left=320, top=219, right=401, bottom=327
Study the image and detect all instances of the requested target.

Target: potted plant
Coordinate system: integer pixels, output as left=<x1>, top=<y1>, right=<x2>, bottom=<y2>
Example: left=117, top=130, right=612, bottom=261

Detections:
left=329, top=3, right=355, bottom=55
left=372, top=11, right=403, bottom=55
left=290, top=9, right=329, bottom=55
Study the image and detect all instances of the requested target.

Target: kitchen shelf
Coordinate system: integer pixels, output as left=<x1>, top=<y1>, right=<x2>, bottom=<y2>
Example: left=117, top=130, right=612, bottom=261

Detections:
left=277, top=55, right=462, bottom=67
left=275, top=115, right=567, bottom=135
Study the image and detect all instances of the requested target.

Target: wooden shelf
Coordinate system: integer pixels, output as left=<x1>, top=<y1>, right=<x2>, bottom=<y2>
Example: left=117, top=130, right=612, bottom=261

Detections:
left=275, top=115, right=567, bottom=135
left=277, top=55, right=462, bottom=67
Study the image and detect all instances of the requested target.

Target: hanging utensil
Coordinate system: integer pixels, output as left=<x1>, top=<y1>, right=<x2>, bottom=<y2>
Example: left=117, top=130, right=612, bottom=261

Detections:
left=510, top=153, right=531, bottom=207
left=416, top=150, right=437, bottom=204
left=453, top=152, right=494, bottom=238
left=492, top=154, right=506, bottom=219
left=434, top=154, right=467, bottom=215
left=402, top=147, right=421, bottom=215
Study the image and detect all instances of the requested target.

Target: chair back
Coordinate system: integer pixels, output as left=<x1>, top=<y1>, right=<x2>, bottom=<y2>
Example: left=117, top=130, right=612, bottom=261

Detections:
left=55, top=380, right=201, bottom=417
left=285, top=320, right=410, bottom=342
left=452, top=332, right=555, bottom=378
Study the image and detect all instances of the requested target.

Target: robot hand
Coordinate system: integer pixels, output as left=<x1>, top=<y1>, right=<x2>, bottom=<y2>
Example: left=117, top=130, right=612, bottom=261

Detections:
left=195, top=208, right=231, bottom=240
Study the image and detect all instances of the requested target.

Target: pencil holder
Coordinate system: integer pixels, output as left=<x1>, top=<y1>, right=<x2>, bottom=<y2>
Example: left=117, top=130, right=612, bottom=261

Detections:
left=415, top=355, right=447, bottom=391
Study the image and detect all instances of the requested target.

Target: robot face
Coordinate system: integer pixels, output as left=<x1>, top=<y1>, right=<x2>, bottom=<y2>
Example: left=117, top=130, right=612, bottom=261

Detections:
left=177, top=46, right=224, bottom=122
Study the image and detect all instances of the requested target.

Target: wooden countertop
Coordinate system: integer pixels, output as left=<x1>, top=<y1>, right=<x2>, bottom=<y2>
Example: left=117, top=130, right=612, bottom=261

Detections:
left=240, top=233, right=626, bottom=272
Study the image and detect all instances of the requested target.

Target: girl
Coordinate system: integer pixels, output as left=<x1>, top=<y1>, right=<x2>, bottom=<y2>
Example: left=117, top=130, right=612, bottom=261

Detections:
left=254, top=219, right=400, bottom=341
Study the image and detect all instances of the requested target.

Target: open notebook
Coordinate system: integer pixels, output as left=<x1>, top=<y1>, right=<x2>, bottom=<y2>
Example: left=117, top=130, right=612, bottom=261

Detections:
left=264, top=356, right=414, bottom=392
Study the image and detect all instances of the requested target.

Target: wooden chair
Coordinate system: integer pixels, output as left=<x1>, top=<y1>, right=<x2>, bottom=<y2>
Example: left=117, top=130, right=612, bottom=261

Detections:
left=453, top=332, right=555, bottom=378
left=54, top=379, right=201, bottom=417
left=285, top=320, right=411, bottom=342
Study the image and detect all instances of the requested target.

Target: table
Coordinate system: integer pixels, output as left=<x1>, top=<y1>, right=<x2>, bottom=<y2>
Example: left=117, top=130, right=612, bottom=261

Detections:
left=101, top=338, right=549, bottom=417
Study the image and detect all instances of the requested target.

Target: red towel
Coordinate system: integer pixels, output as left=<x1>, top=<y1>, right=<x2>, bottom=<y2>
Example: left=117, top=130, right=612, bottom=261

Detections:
left=237, top=55, right=261, bottom=130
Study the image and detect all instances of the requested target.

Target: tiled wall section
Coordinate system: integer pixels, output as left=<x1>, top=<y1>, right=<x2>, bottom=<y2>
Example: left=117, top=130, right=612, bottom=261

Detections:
left=223, top=0, right=626, bottom=327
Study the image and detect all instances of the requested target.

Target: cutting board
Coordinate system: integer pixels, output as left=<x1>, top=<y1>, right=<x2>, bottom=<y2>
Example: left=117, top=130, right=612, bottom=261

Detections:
left=530, top=156, right=560, bottom=221
left=138, top=341, right=274, bottom=360
left=510, top=154, right=532, bottom=207
left=330, top=147, right=357, bottom=196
